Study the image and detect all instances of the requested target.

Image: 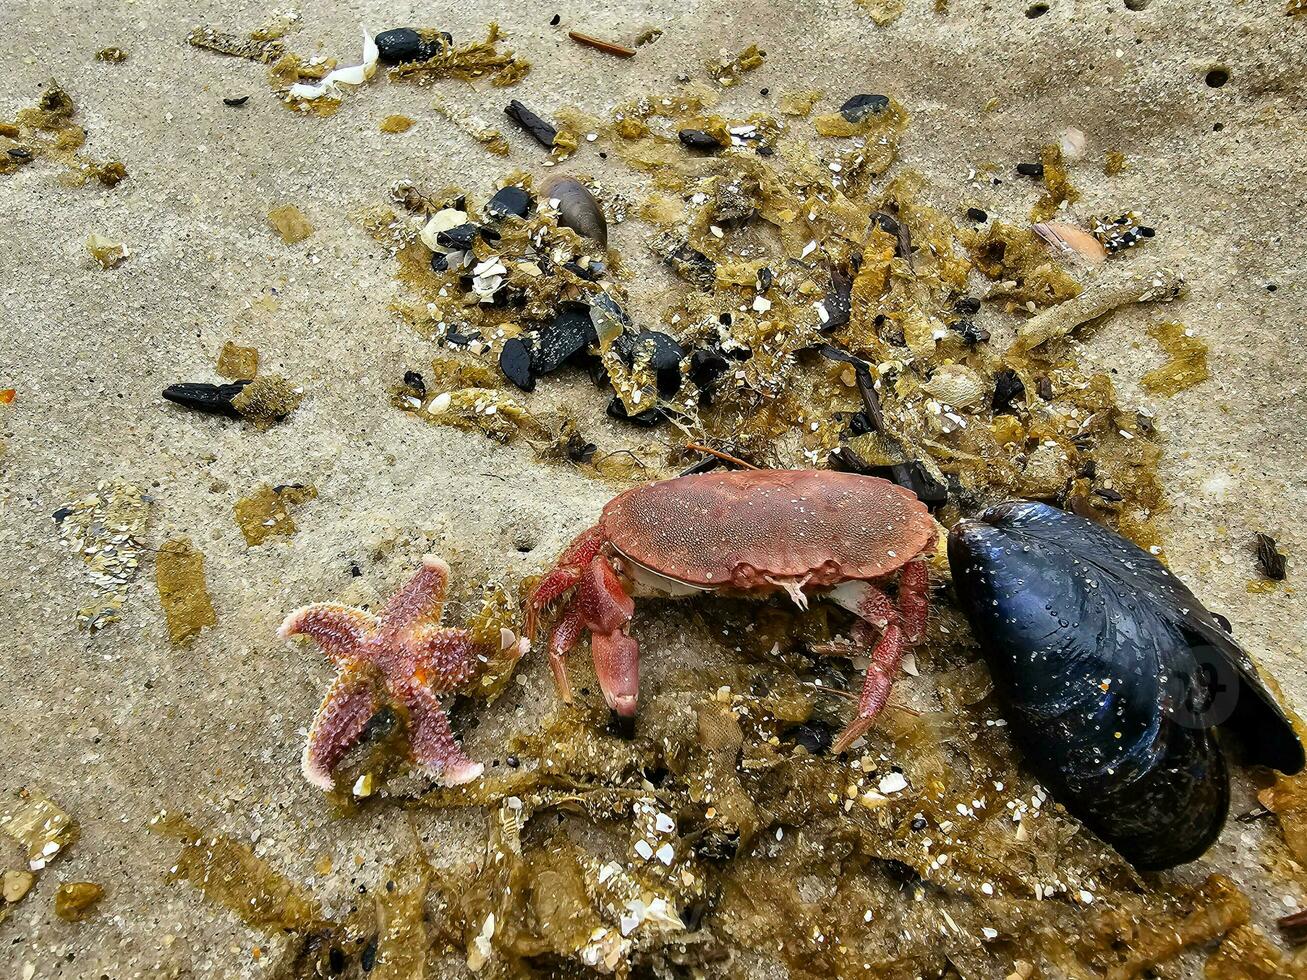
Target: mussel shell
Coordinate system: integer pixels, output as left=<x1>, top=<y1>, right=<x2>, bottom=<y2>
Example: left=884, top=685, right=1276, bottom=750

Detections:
left=948, top=501, right=1303, bottom=870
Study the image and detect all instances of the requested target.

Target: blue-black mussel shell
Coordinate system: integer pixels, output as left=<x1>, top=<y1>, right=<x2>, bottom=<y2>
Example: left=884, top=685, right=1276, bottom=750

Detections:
left=947, top=501, right=1303, bottom=870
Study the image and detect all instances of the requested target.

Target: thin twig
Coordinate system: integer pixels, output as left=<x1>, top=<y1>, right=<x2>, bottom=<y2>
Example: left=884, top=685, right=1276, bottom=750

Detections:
left=684, top=443, right=760, bottom=470
left=568, top=31, right=636, bottom=57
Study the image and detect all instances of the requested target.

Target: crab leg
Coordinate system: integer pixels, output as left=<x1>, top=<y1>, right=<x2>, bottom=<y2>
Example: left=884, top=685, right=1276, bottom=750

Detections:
left=897, top=559, right=930, bottom=643
left=578, top=556, right=640, bottom=730
left=546, top=602, right=586, bottom=702
left=525, top=525, right=606, bottom=639
left=832, top=623, right=907, bottom=755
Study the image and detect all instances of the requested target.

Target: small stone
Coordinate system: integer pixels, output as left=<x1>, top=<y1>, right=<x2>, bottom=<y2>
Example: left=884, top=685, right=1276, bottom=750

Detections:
left=3, top=870, right=35, bottom=903
left=486, top=186, right=532, bottom=221
left=677, top=128, right=723, bottom=151
left=965, top=207, right=988, bottom=222
left=54, top=881, right=104, bottom=921
left=838, top=94, right=890, bottom=122
left=1016, top=161, right=1045, bottom=178
left=498, top=338, right=535, bottom=391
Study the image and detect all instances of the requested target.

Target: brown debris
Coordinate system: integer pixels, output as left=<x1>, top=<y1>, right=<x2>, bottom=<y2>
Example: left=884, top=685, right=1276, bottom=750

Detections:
left=568, top=30, right=636, bottom=57
left=1255, top=533, right=1288, bottom=581
left=54, top=881, right=104, bottom=921
left=267, top=203, right=314, bottom=243
left=233, top=483, right=317, bottom=546
left=155, top=537, right=217, bottom=645
left=230, top=374, right=303, bottom=429
left=216, top=341, right=258, bottom=379
left=380, top=114, right=416, bottom=134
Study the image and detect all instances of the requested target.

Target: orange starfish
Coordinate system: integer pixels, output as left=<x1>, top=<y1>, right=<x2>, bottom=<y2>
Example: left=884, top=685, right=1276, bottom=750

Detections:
left=280, top=556, right=524, bottom=790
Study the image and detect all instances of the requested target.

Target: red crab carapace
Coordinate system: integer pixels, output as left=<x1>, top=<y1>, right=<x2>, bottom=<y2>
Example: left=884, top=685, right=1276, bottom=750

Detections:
left=526, top=469, right=935, bottom=753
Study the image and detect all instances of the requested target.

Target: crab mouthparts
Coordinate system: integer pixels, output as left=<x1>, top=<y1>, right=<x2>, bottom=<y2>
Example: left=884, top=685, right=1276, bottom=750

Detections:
left=766, top=574, right=812, bottom=610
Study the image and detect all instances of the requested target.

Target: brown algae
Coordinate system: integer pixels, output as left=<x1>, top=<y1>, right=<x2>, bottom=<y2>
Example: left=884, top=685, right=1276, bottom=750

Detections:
left=155, top=537, right=217, bottom=645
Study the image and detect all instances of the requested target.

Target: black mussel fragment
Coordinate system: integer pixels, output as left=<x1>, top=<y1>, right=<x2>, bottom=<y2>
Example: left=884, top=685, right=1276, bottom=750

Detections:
left=948, top=502, right=1305, bottom=870
left=486, top=185, right=532, bottom=221
left=374, top=28, right=450, bottom=64
left=781, top=722, right=835, bottom=755
left=991, top=368, right=1025, bottom=413
left=822, top=268, right=853, bottom=331
left=540, top=175, right=607, bottom=248
left=430, top=251, right=450, bottom=273
left=162, top=380, right=249, bottom=419
left=503, top=100, right=557, bottom=148
left=562, top=259, right=606, bottom=282
left=533, top=308, right=597, bottom=374
left=678, top=128, right=724, bottom=152
left=402, top=370, right=426, bottom=396
left=435, top=223, right=484, bottom=252
left=607, top=396, right=663, bottom=427
left=659, top=240, right=716, bottom=289
left=1016, top=161, right=1045, bottom=178
left=498, top=338, right=535, bottom=391
left=839, top=94, right=890, bottom=123
left=689, top=348, right=729, bottom=394
left=614, top=330, right=685, bottom=397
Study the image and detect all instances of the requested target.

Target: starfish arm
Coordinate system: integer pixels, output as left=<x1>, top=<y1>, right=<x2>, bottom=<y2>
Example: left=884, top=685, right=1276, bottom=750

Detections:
left=407, top=626, right=483, bottom=695
left=402, top=682, right=483, bottom=786
left=280, top=603, right=377, bottom=667
left=379, top=555, right=450, bottom=637
left=302, top=670, right=379, bottom=790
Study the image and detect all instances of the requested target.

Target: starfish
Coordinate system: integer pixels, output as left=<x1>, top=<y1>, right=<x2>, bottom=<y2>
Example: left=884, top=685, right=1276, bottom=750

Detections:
left=279, top=555, right=525, bottom=790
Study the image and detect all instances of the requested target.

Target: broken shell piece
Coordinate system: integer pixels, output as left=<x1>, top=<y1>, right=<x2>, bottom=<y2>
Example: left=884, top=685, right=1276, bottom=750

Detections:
left=1033, top=221, right=1107, bottom=267
left=1060, top=126, right=1087, bottom=161
left=923, top=364, right=986, bottom=409
left=288, top=27, right=378, bottom=100
left=541, top=175, right=607, bottom=247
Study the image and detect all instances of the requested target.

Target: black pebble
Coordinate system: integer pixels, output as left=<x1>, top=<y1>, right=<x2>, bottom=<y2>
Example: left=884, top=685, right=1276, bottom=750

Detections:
left=549, top=14, right=561, bottom=26
left=955, top=296, right=981, bottom=315
left=756, top=145, right=775, bottom=157
left=839, top=94, right=890, bottom=123
left=374, top=29, right=424, bottom=64
left=402, top=370, right=426, bottom=395
left=486, top=185, right=532, bottom=221
left=360, top=937, right=378, bottom=971
left=499, top=338, right=535, bottom=391
left=678, top=128, right=723, bottom=151
left=52, top=507, right=73, bottom=523
left=162, top=380, right=249, bottom=419
left=1016, top=161, right=1045, bottom=178
left=992, top=368, right=1026, bottom=412
left=911, top=816, right=928, bottom=831
left=222, top=96, right=250, bottom=107
left=504, top=100, right=557, bottom=148
left=965, top=207, right=988, bottom=222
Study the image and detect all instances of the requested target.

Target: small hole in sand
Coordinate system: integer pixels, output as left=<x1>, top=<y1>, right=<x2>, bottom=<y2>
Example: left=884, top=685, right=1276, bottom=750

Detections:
left=1205, top=67, right=1230, bottom=88
left=1026, top=2, right=1049, bottom=16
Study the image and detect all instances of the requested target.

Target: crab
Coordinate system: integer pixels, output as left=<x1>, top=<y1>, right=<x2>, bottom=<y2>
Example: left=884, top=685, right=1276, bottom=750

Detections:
left=526, top=469, right=935, bottom=753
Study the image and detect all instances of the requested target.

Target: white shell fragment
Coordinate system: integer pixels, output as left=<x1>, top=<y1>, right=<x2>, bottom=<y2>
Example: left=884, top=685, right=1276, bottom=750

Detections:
left=924, top=364, right=986, bottom=409
left=288, top=27, right=379, bottom=101
left=1033, top=221, right=1107, bottom=267
left=878, top=772, right=909, bottom=794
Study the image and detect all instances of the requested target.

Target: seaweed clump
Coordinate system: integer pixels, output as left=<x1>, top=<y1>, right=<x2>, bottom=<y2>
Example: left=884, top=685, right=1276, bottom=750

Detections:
left=0, top=81, right=127, bottom=187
